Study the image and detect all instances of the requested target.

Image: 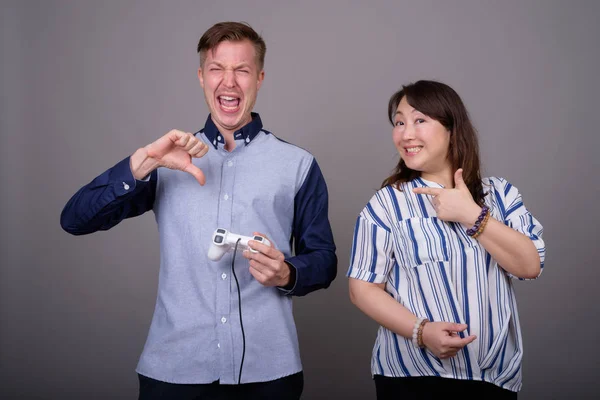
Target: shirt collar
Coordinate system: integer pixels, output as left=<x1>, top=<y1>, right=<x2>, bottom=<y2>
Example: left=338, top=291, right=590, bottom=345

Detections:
left=201, top=112, right=263, bottom=149
left=415, top=177, right=445, bottom=189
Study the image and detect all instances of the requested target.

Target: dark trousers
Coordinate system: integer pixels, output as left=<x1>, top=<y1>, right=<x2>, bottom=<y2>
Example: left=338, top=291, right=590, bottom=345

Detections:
left=138, top=372, right=303, bottom=400
left=374, top=375, right=517, bottom=400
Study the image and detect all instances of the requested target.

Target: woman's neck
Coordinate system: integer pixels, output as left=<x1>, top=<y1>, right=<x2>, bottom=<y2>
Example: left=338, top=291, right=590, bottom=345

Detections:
left=421, top=169, right=454, bottom=188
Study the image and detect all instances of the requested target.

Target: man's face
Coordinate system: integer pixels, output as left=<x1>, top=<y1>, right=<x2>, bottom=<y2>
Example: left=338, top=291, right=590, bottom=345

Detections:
left=198, top=40, right=264, bottom=136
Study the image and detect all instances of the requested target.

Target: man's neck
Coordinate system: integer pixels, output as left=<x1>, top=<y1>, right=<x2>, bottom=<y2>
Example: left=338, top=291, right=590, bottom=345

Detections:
left=213, top=115, right=253, bottom=152
left=223, top=133, right=236, bottom=152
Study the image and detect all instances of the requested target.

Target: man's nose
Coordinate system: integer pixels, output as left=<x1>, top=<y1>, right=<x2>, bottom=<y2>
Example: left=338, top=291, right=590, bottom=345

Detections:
left=223, top=69, right=235, bottom=87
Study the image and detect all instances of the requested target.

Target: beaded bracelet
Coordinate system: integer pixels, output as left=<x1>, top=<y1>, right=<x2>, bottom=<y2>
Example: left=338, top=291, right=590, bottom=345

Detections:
left=412, top=318, right=424, bottom=347
left=412, top=317, right=429, bottom=348
left=472, top=210, right=491, bottom=240
left=417, top=319, right=428, bottom=348
left=466, top=205, right=489, bottom=237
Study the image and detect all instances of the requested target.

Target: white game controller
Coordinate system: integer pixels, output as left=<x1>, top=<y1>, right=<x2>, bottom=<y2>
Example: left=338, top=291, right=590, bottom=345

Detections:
left=208, top=228, right=271, bottom=261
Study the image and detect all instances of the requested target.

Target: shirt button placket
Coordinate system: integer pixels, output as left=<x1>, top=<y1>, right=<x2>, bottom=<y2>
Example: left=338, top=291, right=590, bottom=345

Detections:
left=215, top=154, right=236, bottom=382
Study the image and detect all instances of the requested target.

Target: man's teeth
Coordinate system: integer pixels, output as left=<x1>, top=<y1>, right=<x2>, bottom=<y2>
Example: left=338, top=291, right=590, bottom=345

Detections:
left=406, top=147, right=422, bottom=153
left=218, top=96, right=240, bottom=110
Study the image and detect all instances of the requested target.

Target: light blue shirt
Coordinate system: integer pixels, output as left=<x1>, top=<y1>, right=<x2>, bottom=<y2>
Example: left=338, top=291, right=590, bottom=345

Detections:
left=61, top=113, right=337, bottom=384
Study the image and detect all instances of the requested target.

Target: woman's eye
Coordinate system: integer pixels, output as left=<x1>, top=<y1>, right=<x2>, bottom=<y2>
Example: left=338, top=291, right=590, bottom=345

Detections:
left=415, top=118, right=425, bottom=124
left=395, top=121, right=404, bottom=126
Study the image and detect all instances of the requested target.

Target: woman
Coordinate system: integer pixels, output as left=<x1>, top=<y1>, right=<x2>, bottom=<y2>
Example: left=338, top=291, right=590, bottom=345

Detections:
left=347, top=80, right=545, bottom=399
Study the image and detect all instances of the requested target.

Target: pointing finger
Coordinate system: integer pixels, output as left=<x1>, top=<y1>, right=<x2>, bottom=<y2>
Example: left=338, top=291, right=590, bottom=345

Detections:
left=447, top=334, right=477, bottom=348
left=445, top=323, right=468, bottom=333
left=413, top=187, right=443, bottom=196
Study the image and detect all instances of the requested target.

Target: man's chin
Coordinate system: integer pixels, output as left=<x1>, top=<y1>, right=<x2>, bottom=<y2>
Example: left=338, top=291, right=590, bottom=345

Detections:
left=213, top=117, right=248, bottom=133
left=221, top=113, right=252, bottom=127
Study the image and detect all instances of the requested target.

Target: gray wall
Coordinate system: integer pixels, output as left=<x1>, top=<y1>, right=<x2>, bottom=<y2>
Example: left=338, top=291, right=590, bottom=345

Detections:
left=2, top=0, right=599, bottom=398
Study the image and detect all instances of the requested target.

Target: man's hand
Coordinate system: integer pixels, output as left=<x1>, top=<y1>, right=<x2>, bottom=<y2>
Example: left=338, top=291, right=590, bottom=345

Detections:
left=131, top=130, right=209, bottom=185
left=421, top=321, right=477, bottom=359
left=243, top=232, right=293, bottom=288
left=412, top=168, right=481, bottom=226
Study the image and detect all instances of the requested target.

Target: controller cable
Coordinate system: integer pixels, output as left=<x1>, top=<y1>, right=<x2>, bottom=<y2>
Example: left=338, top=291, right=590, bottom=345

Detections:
left=231, top=239, right=246, bottom=384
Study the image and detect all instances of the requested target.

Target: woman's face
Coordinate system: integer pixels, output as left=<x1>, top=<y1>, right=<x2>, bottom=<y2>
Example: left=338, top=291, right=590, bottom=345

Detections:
left=392, top=96, right=451, bottom=177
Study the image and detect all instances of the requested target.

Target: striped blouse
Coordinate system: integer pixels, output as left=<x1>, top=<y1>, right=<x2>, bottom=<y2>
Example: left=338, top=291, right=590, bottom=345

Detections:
left=347, top=177, right=545, bottom=392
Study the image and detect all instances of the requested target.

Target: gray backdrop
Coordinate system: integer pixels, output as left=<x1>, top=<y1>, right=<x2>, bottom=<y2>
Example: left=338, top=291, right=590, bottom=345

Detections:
left=2, top=0, right=599, bottom=399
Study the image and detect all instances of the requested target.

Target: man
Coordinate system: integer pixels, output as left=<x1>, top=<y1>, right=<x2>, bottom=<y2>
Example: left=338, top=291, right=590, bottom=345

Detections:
left=61, top=21, right=337, bottom=399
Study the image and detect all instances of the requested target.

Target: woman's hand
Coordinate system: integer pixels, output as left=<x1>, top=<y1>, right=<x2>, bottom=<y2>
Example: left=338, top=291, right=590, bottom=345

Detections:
left=421, top=321, right=477, bottom=359
left=413, top=169, right=481, bottom=227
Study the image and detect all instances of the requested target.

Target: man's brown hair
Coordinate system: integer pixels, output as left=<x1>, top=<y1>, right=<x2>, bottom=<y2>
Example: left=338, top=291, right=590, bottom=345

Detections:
left=197, top=22, right=266, bottom=70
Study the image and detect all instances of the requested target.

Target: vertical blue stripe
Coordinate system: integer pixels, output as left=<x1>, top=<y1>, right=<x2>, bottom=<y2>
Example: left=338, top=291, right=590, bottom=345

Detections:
left=386, top=185, right=403, bottom=222
left=488, top=302, right=494, bottom=352
left=368, top=227, right=379, bottom=282
left=414, top=268, right=434, bottom=322
left=498, top=334, right=508, bottom=373
left=494, top=190, right=506, bottom=220
left=414, top=182, right=430, bottom=218
left=411, top=269, right=440, bottom=376
left=406, top=219, right=422, bottom=265
left=376, top=345, right=384, bottom=375
left=432, top=218, right=449, bottom=260
left=419, top=347, right=441, bottom=377
left=500, top=364, right=521, bottom=388
left=349, top=217, right=360, bottom=266
left=391, top=333, right=411, bottom=376
left=393, top=260, right=400, bottom=296
left=366, top=203, right=390, bottom=231
left=438, top=261, right=473, bottom=379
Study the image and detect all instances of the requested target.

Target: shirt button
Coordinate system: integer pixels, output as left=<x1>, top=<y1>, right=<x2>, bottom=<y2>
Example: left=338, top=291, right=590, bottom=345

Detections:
left=221, top=317, right=227, bottom=324
left=223, top=194, right=229, bottom=200
left=217, top=343, right=221, bottom=348
left=245, top=137, right=250, bottom=143
left=221, top=273, right=227, bottom=280
left=123, top=182, right=129, bottom=190
left=217, top=135, right=222, bottom=141
left=227, top=160, right=233, bottom=167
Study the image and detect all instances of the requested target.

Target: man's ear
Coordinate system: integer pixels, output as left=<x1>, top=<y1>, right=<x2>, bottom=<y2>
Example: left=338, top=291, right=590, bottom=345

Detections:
left=198, top=68, right=205, bottom=89
left=257, top=70, right=265, bottom=90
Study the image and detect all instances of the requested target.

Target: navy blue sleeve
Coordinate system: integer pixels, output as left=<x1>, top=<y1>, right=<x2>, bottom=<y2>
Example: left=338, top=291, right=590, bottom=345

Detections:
left=283, top=159, right=337, bottom=296
left=60, top=156, right=156, bottom=235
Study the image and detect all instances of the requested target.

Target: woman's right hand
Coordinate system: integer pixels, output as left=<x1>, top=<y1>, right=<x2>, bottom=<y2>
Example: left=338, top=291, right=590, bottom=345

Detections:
left=421, top=322, right=477, bottom=359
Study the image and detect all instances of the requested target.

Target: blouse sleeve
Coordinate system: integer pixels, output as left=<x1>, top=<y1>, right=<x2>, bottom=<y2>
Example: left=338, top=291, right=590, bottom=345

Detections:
left=493, top=177, right=546, bottom=280
left=347, top=193, right=395, bottom=284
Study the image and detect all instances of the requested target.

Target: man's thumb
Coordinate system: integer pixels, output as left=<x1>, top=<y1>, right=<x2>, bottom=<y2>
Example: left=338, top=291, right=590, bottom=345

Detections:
left=185, top=164, right=206, bottom=186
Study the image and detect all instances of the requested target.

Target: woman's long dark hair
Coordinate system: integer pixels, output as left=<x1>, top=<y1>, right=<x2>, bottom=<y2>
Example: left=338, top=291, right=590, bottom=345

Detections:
left=381, top=80, right=485, bottom=205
